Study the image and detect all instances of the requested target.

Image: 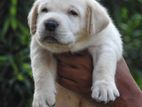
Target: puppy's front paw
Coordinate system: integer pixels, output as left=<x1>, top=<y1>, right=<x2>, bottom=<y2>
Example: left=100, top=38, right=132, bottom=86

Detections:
left=91, top=80, right=119, bottom=103
left=33, top=91, right=56, bottom=107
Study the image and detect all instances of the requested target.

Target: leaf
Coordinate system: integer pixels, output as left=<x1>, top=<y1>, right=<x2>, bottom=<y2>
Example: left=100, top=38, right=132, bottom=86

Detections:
left=0, top=56, right=8, bottom=62
left=11, top=17, right=18, bottom=30
left=10, top=0, right=17, bottom=16
left=11, top=0, right=17, bottom=5
left=17, top=74, right=24, bottom=81
left=1, top=18, right=10, bottom=37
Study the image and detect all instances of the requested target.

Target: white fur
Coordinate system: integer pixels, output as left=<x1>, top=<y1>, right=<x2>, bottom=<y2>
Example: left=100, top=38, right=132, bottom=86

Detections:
left=28, top=0, right=123, bottom=106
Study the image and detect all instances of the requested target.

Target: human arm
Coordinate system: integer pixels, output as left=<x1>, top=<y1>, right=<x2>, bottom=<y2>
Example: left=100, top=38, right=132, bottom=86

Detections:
left=55, top=50, right=142, bottom=107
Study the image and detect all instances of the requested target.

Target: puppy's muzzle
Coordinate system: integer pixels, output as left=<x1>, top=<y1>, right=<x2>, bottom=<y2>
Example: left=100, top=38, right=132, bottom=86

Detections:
left=39, top=19, right=60, bottom=43
left=44, top=19, right=59, bottom=32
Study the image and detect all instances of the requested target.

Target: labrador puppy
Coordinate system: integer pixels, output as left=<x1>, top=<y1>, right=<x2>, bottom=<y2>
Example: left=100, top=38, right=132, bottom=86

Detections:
left=28, top=0, right=123, bottom=107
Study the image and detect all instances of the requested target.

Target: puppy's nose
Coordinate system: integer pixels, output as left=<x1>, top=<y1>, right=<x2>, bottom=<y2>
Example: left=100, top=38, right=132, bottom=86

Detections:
left=44, top=19, right=59, bottom=31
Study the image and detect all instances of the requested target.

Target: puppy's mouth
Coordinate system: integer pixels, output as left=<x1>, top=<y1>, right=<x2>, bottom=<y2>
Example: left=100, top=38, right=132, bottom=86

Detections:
left=40, top=35, right=60, bottom=44
left=37, top=30, right=74, bottom=46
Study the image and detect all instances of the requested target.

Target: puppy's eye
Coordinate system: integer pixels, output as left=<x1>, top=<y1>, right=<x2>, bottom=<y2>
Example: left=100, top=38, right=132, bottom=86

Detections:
left=41, top=8, right=48, bottom=13
left=68, top=10, right=78, bottom=16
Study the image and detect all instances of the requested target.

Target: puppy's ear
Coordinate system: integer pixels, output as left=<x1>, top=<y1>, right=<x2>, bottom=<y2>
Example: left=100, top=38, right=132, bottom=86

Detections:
left=85, top=6, right=92, bottom=35
left=28, top=1, right=39, bottom=35
left=86, top=0, right=110, bottom=35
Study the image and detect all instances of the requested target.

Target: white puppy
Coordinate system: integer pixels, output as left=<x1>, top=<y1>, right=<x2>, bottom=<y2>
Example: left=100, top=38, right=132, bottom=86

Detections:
left=28, top=0, right=123, bottom=107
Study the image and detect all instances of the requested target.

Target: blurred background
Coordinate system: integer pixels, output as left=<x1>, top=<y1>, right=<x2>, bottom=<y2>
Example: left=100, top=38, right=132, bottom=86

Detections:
left=0, top=0, right=142, bottom=107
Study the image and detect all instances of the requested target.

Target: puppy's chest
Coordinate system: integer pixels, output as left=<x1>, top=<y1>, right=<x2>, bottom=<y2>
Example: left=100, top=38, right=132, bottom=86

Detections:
left=70, top=36, right=96, bottom=53
left=54, top=47, right=95, bottom=67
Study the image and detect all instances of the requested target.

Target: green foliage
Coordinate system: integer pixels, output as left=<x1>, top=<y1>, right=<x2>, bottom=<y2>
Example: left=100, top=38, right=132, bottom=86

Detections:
left=116, top=0, right=142, bottom=89
left=0, top=0, right=34, bottom=107
left=0, top=0, right=142, bottom=107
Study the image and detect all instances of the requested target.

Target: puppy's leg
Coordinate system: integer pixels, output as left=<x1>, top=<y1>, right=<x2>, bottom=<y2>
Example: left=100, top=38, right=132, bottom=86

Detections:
left=89, top=46, right=120, bottom=103
left=31, top=37, right=56, bottom=107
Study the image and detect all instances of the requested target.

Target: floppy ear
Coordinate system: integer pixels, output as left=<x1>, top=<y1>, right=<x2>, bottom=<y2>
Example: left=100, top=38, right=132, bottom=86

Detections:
left=28, top=1, right=39, bottom=35
left=85, top=5, right=92, bottom=35
left=86, top=0, right=110, bottom=35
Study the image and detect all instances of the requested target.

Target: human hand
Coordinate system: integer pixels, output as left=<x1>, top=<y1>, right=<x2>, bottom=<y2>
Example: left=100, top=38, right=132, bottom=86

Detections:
left=55, top=50, right=93, bottom=95
left=55, top=50, right=142, bottom=107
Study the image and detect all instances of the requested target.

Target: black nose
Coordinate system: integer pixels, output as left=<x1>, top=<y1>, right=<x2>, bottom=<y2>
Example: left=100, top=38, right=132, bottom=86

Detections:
left=44, top=19, right=59, bottom=31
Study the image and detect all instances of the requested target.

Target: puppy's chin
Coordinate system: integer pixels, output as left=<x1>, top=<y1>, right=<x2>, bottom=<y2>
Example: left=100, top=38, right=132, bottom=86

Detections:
left=36, top=39, right=71, bottom=53
left=43, top=43, right=71, bottom=53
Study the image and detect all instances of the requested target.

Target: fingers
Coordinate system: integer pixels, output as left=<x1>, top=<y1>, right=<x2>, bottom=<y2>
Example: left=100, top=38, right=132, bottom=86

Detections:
left=58, top=76, right=91, bottom=94
left=55, top=50, right=93, bottom=94
left=57, top=76, right=79, bottom=92
left=57, top=63, right=92, bottom=85
left=57, top=63, right=92, bottom=90
left=57, top=64, right=80, bottom=81
left=55, top=50, right=93, bottom=72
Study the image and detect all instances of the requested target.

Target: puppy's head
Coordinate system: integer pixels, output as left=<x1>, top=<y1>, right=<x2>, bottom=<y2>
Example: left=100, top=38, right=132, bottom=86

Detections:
left=28, top=0, right=110, bottom=53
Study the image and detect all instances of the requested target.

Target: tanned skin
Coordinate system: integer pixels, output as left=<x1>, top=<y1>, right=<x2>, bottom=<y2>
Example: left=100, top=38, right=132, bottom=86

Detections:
left=56, top=50, right=142, bottom=107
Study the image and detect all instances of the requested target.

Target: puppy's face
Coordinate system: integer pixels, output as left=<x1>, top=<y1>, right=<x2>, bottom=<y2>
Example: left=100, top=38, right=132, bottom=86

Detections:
left=28, top=0, right=109, bottom=53
left=29, top=0, right=87, bottom=52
